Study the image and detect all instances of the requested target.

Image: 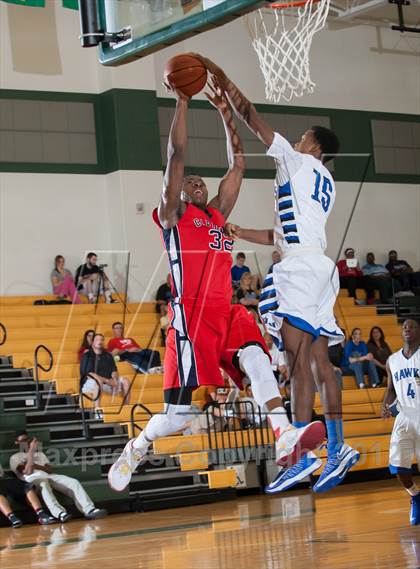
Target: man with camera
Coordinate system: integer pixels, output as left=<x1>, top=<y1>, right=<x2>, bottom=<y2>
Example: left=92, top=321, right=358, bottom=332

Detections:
left=9, top=431, right=107, bottom=522
left=75, top=252, right=116, bottom=304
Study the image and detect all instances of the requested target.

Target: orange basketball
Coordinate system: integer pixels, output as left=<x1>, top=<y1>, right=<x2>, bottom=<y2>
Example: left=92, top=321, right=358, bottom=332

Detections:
left=164, top=54, right=207, bottom=98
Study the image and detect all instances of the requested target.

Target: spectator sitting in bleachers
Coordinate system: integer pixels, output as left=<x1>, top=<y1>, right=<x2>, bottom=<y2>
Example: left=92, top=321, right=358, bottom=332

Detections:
left=231, top=252, right=250, bottom=289
left=367, top=326, right=392, bottom=385
left=362, top=252, right=394, bottom=304
left=51, top=255, right=82, bottom=304
left=263, top=333, right=288, bottom=382
left=341, top=327, right=380, bottom=389
left=75, top=252, right=115, bottom=304
left=236, top=272, right=259, bottom=315
left=185, top=387, right=238, bottom=434
left=0, top=462, right=53, bottom=527
left=80, top=333, right=130, bottom=416
left=239, top=379, right=267, bottom=428
left=107, top=322, right=162, bottom=374
left=328, top=338, right=345, bottom=389
left=268, top=250, right=281, bottom=273
left=78, top=329, right=95, bottom=362
left=386, top=250, right=420, bottom=293
left=10, top=432, right=107, bottom=523
left=337, top=247, right=374, bottom=303
left=155, top=274, right=173, bottom=315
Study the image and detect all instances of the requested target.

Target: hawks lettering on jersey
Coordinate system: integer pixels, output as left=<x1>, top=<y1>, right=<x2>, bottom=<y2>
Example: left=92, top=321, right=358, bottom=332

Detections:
left=153, top=203, right=234, bottom=305
left=388, top=348, right=420, bottom=410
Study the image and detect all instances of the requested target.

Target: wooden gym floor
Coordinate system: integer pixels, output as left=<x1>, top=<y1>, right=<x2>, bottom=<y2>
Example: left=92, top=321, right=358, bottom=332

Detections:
left=0, top=480, right=419, bottom=569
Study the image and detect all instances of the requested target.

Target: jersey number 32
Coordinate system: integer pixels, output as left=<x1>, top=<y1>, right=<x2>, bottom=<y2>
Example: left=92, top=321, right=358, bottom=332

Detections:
left=311, top=169, right=334, bottom=213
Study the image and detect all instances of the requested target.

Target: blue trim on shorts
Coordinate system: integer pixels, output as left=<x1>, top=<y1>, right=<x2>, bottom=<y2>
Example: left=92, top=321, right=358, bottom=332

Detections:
left=389, top=464, right=412, bottom=475
left=318, top=326, right=344, bottom=337
left=274, top=311, right=319, bottom=339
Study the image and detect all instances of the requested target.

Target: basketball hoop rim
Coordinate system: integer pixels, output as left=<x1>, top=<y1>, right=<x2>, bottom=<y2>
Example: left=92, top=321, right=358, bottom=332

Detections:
left=267, top=0, right=320, bottom=9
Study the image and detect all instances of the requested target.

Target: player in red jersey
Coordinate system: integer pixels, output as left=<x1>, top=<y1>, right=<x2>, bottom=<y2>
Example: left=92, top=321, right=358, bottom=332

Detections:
left=108, top=79, right=325, bottom=492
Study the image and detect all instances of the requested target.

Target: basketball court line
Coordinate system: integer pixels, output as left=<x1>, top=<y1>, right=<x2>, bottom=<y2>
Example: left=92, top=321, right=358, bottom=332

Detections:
left=0, top=508, right=315, bottom=552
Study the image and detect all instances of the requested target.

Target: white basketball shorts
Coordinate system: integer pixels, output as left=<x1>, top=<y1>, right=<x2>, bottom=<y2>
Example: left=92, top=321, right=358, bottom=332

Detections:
left=259, top=252, right=344, bottom=347
left=389, top=411, right=420, bottom=473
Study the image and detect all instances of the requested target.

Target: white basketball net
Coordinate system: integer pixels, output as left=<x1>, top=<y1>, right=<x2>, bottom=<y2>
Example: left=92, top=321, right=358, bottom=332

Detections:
left=247, top=0, right=330, bottom=102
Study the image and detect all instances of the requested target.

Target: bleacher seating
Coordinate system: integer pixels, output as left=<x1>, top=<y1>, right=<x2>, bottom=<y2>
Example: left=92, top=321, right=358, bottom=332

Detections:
left=0, top=290, right=403, bottom=521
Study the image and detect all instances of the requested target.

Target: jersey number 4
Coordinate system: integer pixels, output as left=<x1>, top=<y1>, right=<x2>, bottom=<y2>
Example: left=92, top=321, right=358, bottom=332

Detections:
left=407, top=383, right=416, bottom=399
left=311, top=169, right=334, bottom=213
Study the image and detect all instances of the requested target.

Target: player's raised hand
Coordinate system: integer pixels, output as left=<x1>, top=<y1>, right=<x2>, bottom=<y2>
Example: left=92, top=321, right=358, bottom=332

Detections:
left=204, top=76, right=228, bottom=112
left=381, top=404, right=392, bottom=419
left=224, top=223, right=242, bottom=240
left=162, top=81, right=190, bottom=103
left=187, top=53, right=226, bottom=82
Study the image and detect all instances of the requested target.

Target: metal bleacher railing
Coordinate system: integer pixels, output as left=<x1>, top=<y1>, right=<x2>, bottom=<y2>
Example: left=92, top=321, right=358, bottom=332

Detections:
left=33, top=343, right=53, bottom=409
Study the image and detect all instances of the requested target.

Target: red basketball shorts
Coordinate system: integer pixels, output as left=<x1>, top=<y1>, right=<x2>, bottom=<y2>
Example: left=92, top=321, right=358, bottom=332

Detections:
left=163, top=302, right=270, bottom=391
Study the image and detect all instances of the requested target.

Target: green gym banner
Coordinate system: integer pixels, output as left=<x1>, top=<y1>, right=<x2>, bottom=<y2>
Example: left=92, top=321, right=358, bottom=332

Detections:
left=1, top=0, right=45, bottom=6
left=62, top=0, right=78, bottom=9
left=1, top=0, right=79, bottom=7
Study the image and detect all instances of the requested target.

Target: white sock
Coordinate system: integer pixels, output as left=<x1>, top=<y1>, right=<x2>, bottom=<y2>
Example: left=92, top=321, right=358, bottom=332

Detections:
left=406, top=483, right=420, bottom=497
left=132, top=404, right=193, bottom=454
left=238, top=345, right=290, bottom=438
left=105, top=290, right=112, bottom=301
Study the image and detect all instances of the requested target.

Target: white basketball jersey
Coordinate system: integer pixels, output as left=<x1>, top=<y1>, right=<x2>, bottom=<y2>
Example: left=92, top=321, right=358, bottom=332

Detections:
left=388, top=347, right=420, bottom=412
left=267, top=133, right=336, bottom=255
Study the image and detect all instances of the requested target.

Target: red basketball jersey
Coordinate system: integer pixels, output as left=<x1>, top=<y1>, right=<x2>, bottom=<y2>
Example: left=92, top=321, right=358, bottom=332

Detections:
left=153, top=203, right=234, bottom=305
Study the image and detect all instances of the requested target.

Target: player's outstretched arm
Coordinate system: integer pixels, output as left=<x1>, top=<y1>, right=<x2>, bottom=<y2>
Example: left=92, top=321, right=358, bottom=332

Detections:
left=381, top=360, right=396, bottom=418
left=158, top=88, right=189, bottom=229
left=225, top=223, right=273, bottom=245
left=192, top=54, right=274, bottom=148
left=205, top=78, right=245, bottom=220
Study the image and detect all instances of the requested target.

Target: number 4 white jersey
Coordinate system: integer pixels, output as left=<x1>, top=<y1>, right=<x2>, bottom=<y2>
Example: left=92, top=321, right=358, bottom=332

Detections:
left=267, top=132, right=335, bottom=255
left=388, top=347, right=420, bottom=412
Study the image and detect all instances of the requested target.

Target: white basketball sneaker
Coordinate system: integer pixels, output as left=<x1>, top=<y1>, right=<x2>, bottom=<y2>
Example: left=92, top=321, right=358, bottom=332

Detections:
left=108, top=439, right=144, bottom=492
left=275, top=421, right=326, bottom=467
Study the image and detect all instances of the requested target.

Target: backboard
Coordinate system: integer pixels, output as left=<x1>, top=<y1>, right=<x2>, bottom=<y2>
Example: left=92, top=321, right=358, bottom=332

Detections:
left=97, top=0, right=264, bottom=66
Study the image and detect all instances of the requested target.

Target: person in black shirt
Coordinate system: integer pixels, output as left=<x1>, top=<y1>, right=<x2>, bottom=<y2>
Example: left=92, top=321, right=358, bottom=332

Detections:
left=386, top=250, right=420, bottom=292
left=155, top=274, right=173, bottom=314
left=75, top=252, right=115, bottom=304
left=80, top=334, right=130, bottom=417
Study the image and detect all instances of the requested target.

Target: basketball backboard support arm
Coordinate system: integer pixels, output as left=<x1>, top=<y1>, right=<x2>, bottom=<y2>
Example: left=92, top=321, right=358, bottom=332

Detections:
left=92, top=0, right=265, bottom=66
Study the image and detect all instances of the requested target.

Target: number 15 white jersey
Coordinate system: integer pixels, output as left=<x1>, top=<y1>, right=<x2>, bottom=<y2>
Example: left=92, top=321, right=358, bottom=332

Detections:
left=267, top=133, right=336, bottom=255
left=388, top=347, right=420, bottom=413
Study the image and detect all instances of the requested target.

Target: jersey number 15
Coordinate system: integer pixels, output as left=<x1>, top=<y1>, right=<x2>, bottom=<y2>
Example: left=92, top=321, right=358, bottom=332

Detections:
left=311, top=169, right=334, bottom=213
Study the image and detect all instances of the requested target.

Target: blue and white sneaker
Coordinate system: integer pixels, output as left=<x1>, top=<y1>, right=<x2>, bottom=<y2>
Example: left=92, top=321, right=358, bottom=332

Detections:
left=313, top=443, right=360, bottom=493
left=410, top=493, right=420, bottom=525
left=265, top=452, right=322, bottom=494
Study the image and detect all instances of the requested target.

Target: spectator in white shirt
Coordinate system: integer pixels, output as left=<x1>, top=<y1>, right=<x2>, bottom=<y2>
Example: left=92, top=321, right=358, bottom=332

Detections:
left=10, top=431, right=107, bottom=523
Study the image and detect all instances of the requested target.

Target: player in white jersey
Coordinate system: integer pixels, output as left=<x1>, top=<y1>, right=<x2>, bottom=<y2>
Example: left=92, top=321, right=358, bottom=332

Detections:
left=382, top=319, right=420, bottom=525
left=196, top=54, right=360, bottom=493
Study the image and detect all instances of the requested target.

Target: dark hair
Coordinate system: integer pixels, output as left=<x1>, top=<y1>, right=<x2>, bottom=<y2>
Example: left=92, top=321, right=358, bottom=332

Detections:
left=15, top=430, right=28, bottom=439
left=344, top=247, right=354, bottom=255
left=87, top=252, right=97, bottom=260
left=54, top=255, right=64, bottom=271
left=388, top=250, right=397, bottom=255
left=311, top=125, right=340, bottom=164
left=351, top=327, right=361, bottom=337
left=367, top=252, right=374, bottom=259
left=237, top=252, right=246, bottom=259
left=112, top=321, right=123, bottom=329
left=81, top=329, right=95, bottom=350
left=369, top=326, right=386, bottom=347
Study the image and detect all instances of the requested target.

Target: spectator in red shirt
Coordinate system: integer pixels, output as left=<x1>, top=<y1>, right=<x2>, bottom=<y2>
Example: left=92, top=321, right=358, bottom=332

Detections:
left=337, top=247, right=374, bottom=302
left=107, top=322, right=162, bottom=373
